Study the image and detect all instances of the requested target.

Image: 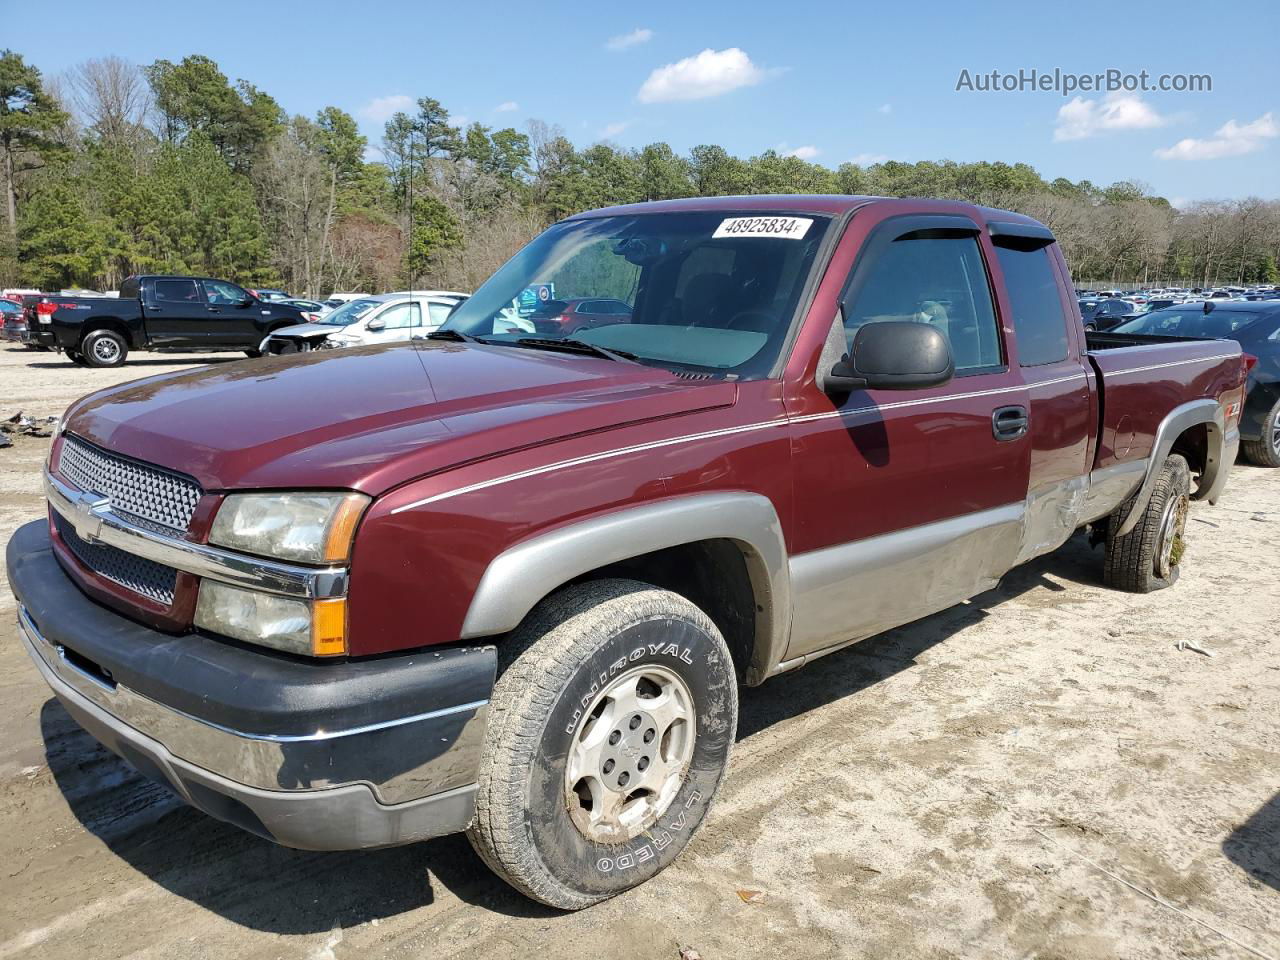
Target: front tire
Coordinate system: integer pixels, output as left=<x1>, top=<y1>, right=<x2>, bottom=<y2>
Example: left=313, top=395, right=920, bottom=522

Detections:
left=81, top=329, right=128, bottom=367
left=1241, top=398, right=1280, bottom=468
left=468, top=579, right=738, bottom=910
left=1103, top=454, right=1191, bottom=592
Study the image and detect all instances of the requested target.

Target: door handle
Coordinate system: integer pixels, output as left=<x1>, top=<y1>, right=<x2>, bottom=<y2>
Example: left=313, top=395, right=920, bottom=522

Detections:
left=992, top=405, right=1029, bottom=441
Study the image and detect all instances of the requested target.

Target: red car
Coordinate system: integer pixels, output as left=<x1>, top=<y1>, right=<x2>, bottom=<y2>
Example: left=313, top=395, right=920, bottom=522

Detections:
left=528, top=297, right=632, bottom=334
left=9, top=195, right=1247, bottom=910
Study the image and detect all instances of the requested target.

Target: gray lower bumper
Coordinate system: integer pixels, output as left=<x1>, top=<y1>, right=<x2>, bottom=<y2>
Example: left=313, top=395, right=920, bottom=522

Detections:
left=21, top=615, right=478, bottom=850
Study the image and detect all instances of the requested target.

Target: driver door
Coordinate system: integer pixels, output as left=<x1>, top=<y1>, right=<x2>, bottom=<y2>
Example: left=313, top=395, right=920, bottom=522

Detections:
left=785, top=214, right=1031, bottom=659
left=201, top=279, right=259, bottom=346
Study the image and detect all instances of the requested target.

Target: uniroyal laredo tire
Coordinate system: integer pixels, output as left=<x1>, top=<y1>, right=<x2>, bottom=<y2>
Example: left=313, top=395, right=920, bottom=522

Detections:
left=1103, top=454, right=1191, bottom=593
left=467, top=579, right=738, bottom=910
left=1241, top=398, right=1280, bottom=468
left=81, top=329, right=128, bottom=367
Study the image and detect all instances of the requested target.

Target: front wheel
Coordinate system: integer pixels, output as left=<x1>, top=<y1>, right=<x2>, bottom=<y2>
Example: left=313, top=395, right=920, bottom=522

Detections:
left=81, top=329, right=128, bottom=367
left=1241, top=398, right=1280, bottom=468
left=1103, top=454, right=1190, bottom=592
left=467, top=579, right=738, bottom=910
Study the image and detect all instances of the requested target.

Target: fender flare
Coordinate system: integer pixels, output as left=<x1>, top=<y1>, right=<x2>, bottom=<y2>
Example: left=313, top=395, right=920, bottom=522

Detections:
left=459, top=492, right=792, bottom=684
left=1114, top=398, right=1225, bottom=537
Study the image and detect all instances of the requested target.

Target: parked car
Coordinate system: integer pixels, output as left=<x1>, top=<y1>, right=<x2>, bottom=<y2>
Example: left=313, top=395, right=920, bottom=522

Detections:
left=322, top=292, right=369, bottom=310
left=0, top=298, right=34, bottom=346
left=26, top=275, right=310, bottom=366
left=261, top=292, right=467, bottom=353
left=527, top=297, right=633, bottom=334
left=1079, top=297, right=1140, bottom=331
left=8, top=196, right=1247, bottom=911
left=1111, top=300, right=1280, bottom=466
left=250, top=288, right=291, bottom=302
left=275, top=298, right=327, bottom=322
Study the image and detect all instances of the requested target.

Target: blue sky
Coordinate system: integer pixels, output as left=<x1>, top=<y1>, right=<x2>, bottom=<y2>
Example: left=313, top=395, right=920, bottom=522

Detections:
left=7, top=0, right=1278, bottom=204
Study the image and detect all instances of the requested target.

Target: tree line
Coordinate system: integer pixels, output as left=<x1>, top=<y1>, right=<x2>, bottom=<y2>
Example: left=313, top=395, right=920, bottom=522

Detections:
left=1, top=49, right=1277, bottom=296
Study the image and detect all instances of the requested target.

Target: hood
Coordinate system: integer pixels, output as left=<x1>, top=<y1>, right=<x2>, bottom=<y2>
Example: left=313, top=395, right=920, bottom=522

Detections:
left=63, top=341, right=735, bottom=494
left=268, top=322, right=339, bottom=339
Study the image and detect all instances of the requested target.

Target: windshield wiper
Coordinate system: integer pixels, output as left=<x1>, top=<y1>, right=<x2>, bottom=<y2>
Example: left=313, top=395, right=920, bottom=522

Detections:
left=425, top=329, right=485, bottom=344
left=511, top=337, right=644, bottom=364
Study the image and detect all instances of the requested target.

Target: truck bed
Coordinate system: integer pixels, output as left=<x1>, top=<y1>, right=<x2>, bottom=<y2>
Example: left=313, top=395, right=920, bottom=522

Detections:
left=1085, top=333, right=1242, bottom=472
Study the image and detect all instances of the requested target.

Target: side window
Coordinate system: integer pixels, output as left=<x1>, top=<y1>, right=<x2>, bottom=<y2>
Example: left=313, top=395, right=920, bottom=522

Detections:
left=994, top=245, right=1070, bottom=366
left=427, top=302, right=455, bottom=326
left=378, top=303, right=421, bottom=330
left=843, top=233, right=1001, bottom=373
left=153, top=279, right=201, bottom=303
left=205, top=280, right=247, bottom=305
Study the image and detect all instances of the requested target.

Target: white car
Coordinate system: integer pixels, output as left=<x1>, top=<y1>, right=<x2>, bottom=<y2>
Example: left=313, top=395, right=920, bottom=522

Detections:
left=260, top=292, right=469, bottom=354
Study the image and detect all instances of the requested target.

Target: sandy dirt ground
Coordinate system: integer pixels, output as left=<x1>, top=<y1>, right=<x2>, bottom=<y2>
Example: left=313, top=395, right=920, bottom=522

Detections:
left=0, top=342, right=1277, bottom=960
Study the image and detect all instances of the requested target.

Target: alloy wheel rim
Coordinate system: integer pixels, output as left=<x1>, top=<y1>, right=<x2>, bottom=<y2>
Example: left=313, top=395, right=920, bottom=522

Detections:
left=564, top=664, right=696, bottom=844
left=92, top=338, right=119, bottom=362
left=1155, top=492, right=1188, bottom=579
left=1271, top=419, right=1280, bottom=456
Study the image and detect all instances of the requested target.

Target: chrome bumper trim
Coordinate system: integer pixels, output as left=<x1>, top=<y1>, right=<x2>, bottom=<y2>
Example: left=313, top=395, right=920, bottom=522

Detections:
left=19, top=603, right=489, bottom=804
left=45, top=468, right=348, bottom=599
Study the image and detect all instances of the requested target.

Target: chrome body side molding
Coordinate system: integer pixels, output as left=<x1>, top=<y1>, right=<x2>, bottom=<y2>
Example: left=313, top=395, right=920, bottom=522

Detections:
left=460, top=492, right=791, bottom=685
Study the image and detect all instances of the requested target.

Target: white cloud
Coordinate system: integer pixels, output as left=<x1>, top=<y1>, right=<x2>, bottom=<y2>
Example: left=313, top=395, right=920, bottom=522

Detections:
left=782, top=144, right=820, bottom=160
left=606, top=28, right=653, bottom=51
left=877, top=103, right=892, bottom=115
left=851, top=152, right=889, bottom=165
left=359, top=94, right=413, bottom=124
left=599, top=121, right=631, bottom=139
left=637, top=48, right=772, bottom=103
left=1155, top=112, right=1278, bottom=160
left=1053, top=92, right=1169, bottom=141
left=494, top=101, right=519, bottom=113
left=452, top=114, right=470, bottom=127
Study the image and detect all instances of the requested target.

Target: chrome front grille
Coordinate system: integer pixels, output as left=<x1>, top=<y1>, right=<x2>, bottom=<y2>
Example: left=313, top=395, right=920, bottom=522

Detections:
left=58, top=435, right=202, bottom=533
left=53, top=512, right=178, bottom=605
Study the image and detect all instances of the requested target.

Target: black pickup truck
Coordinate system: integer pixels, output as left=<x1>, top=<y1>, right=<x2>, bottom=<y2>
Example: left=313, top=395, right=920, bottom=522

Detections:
left=27, top=275, right=308, bottom=367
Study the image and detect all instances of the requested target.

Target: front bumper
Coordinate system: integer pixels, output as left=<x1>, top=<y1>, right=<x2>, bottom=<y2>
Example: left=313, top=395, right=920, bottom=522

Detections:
left=8, top=520, right=496, bottom=850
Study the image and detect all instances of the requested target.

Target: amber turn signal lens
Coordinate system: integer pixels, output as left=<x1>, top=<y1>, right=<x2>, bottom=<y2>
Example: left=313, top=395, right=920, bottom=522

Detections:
left=311, top=597, right=348, bottom=656
left=322, top=494, right=369, bottom=564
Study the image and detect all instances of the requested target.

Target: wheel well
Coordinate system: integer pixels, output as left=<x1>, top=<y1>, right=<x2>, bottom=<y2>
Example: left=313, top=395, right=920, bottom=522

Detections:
left=1169, top=423, right=1208, bottom=479
left=570, top=539, right=758, bottom=681
left=79, top=319, right=132, bottom=348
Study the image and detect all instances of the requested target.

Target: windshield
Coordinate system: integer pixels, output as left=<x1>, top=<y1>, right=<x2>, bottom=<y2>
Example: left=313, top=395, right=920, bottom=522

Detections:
left=1111, top=307, right=1267, bottom=338
left=441, top=211, right=831, bottom=376
left=319, top=298, right=381, bottom=325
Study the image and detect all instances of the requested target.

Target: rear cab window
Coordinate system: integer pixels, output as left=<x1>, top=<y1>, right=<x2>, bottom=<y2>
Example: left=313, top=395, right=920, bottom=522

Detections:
left=993, top=244, right=1070, bottom=366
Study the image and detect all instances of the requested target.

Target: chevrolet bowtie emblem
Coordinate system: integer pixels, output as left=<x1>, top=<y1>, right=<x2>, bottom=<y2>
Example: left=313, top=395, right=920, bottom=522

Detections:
left=73, top=492, right=111, bottom=543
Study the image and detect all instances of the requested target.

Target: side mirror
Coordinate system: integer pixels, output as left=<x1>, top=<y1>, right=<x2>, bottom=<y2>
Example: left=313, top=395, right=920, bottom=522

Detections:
left=365, top=318, right=386, bottom=332
left=824, top=321, right=954, bottom=394
left=238, top=296, right=255, bottom=307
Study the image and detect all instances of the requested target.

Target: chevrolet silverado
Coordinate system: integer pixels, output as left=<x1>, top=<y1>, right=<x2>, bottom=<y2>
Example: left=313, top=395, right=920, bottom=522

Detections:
left=7, top=196, right=1247, bottom=910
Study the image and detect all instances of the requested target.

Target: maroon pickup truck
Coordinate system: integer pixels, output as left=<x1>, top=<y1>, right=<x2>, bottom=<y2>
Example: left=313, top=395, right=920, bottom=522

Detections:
left=7, top=196, right=1247, bottom=910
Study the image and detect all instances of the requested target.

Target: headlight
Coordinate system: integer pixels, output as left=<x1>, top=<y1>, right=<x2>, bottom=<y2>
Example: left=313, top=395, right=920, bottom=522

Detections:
left=195, top=581, right=347, bottom=656
left=209, top=492, right=368, bottom=564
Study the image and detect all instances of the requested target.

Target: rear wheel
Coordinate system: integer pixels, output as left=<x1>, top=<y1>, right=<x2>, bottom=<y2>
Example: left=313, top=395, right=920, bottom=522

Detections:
left=467, top=579, right=737, bottom=910
left=81, top=329, right=127, bottom=368
left=65, top=349, right=88, bottom=366
left=1103, top=454, right=1191, bottom=593
left=1241, top=398, right=1280, bottom=468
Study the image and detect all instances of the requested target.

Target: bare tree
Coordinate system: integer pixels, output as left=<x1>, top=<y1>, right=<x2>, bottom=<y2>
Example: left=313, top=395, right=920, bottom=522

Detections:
left=70, top=56, right=150, bottom=146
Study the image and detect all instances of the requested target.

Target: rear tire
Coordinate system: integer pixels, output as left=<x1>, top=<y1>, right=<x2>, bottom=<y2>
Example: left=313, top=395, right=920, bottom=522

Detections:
left=1241, top=398, right=1280, bottom=468
left=81, top=329, right=128, bottom=368
left=243, top=349, right=262, bottom=359
left=66, top=349, right=88, bottom=366
left=467, top=579, right=737, bottom=910
left=1103, top=454, right=1191, bottom=593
